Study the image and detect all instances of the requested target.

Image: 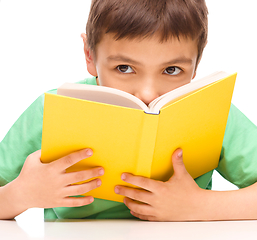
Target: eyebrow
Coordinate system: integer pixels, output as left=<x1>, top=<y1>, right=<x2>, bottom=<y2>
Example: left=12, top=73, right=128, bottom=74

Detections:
left=163, top=57, right=193, bottom=66
left=107, top=55, right=142, bottom=66
left=107, top=54, right=193, bottom=66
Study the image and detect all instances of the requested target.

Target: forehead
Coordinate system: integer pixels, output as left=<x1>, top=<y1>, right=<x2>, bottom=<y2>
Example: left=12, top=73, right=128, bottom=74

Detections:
left=94, top=33, right=198, bottom=64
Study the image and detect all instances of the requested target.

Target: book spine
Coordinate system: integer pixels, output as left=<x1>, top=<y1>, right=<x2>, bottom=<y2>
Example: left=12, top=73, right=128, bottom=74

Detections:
left=135, top=113, right=159, bottom=178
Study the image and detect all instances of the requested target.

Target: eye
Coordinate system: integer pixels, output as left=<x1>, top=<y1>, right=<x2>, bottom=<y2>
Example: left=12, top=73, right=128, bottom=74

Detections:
left=116, top=65, right=134, bottom=74
left=164, top=66, right=182, bottom=76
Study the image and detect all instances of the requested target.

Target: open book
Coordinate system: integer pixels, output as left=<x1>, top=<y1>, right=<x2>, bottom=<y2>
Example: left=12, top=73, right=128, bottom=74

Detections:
left=57, top=71, right=231, bottom=114
left=41, top=72, right=237, bottom=202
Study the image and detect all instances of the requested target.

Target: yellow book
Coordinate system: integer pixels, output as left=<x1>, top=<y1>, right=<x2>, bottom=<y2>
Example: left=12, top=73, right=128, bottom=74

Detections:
left=41, top=72, right=237, bottom=202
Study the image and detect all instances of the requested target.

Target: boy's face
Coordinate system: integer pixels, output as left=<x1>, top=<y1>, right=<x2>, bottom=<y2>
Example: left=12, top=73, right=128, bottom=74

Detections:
left=83, top=33, right=198, bottom=106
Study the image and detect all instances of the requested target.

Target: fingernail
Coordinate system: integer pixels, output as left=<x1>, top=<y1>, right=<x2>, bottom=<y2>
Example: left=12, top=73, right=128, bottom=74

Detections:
left=99, top=168, right=104, bottom=176
left=86, top=149, right=93, bottom=156
left=121, top=173, right=126, bottom=181
left=114, top=186, right=120, bottom=194
left=96, top=179, right=102, bottom=187
left=177, top=150, right=183, bottom=158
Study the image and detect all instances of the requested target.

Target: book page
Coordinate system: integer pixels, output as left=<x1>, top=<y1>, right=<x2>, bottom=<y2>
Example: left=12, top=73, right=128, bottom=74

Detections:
left=57, top=72, right=231, bottom=114
left=148, top=71, right=230, bottom=112
left=57, top=83, right=149, bottom=111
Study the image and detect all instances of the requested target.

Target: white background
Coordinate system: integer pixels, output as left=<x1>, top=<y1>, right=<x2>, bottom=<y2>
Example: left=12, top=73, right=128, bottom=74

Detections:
left=0, top=0, right=256, bottom=223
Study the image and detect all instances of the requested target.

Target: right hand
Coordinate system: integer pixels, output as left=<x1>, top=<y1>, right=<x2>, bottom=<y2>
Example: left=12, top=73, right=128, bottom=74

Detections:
left=13, top=148, right=104, bottom=209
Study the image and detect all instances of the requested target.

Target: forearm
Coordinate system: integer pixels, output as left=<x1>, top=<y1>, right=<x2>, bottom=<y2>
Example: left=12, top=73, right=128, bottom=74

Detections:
left=0, top=180, right=29, bottom=220
left=196, top=182, right=257, bottom=221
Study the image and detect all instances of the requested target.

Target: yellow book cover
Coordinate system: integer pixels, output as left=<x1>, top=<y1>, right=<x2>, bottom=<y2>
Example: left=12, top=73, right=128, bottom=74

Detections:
left=41, top=72, right=237, bottom=202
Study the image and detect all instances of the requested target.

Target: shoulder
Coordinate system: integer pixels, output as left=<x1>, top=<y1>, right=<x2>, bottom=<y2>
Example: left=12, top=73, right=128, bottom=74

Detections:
left=226, top=104, right=257, bottom=134
left=218, top=104, right=257, bottom=188
left=224, top=103, right=257, bottom=150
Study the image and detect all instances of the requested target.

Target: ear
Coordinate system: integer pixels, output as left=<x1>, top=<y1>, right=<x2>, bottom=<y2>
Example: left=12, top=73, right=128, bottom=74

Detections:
left=193, top=54, right=203, bottom=80
left=81, top=33, right=98, bottom=77
left=192, top=71, right=197, bottom=79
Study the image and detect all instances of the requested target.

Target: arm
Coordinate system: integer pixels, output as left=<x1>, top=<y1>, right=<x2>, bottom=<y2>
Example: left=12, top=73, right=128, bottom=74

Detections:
left=115, top=105, right=257, bottom=221
left=0, top=148, right=104, bottom=220
left=0, top=93, right=105, bottom=220
left=115, top=149, right=257, bottom=221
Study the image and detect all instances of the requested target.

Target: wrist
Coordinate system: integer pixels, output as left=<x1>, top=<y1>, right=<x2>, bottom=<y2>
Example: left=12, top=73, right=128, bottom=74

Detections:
left=5, top=178, right=31, bottom=214
left=184, top=188, right=212, bottom=221
left=191, top=185, right=257, bottom=221
left=0, top=182, right=28, bottom=219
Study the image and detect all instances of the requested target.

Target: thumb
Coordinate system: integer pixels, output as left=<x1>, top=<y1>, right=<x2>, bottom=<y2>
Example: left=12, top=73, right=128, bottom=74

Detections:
left=171, top=149, right=188, bottom=178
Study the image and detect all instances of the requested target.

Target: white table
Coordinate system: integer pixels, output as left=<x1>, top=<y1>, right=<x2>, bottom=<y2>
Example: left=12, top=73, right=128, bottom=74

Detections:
left=1, top=219, right=257, bottom=240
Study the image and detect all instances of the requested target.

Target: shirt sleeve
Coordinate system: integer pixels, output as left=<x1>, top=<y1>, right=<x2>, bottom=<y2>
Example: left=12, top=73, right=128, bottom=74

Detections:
left=0, top=94, right=45, bottom=185
left=217, top=104, right=257, bottom=188
left=0, top=81, right=90, bottom=187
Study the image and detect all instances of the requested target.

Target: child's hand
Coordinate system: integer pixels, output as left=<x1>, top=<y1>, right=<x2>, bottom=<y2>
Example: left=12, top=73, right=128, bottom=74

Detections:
left=13, top=149, right=104, bottom=210
left=114, top=149, right=205, bottom=221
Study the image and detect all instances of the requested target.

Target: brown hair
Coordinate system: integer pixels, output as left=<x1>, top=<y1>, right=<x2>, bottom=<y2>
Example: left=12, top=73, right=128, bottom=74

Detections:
left=86, top=0, right=208, bottom=65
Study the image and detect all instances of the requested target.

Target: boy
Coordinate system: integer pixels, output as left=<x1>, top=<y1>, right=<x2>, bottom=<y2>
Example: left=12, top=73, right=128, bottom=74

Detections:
left=1, top=0, right=257, bottom=221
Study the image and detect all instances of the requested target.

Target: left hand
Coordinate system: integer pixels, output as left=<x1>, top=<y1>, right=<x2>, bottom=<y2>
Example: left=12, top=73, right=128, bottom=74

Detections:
left=114, top=149, right=205, bottom=221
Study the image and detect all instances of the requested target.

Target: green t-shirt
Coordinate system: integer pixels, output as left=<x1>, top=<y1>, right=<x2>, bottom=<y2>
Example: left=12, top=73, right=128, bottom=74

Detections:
left=1, top=77, right=257, bottom=219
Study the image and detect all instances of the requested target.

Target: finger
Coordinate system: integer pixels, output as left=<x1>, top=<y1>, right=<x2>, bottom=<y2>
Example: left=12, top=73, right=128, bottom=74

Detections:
left=171, top=149, right=188, bottom=177
left=64, top=167, right=104, bottom=185
left=21, top=150, right=43, bottom=175
left=130, top=211, right=156, bottom=221
left=64, top=178, right=102, bottom=197
left=115, top=185, right=152, bottom=204
left=51, top=149, right=93, bottom=171
left=120, top=173, right=157, bottom=192
left=26, top=150, right=42, bottom=164
left=31, top=149, right=42, bottom=159
left=123, top=197, right=154, bottom=217
left=61, top=196, right=94, bottom=208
